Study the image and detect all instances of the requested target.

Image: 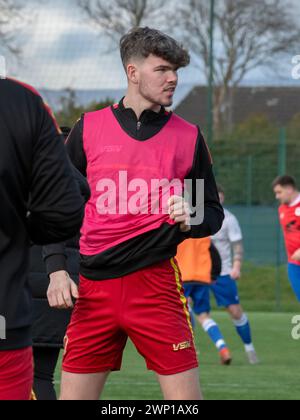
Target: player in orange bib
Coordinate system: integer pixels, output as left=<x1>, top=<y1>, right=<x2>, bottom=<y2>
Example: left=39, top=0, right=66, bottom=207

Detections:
left=177, top=238, right=232, bottom=365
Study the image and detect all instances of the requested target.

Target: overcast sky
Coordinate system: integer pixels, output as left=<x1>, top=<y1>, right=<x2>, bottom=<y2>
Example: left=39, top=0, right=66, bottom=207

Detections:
left=4, top=0, right=300, bottom=90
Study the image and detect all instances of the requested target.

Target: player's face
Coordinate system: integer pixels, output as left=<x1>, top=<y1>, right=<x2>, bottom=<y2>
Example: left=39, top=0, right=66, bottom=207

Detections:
left=274, top=185, right=294, bottom=205
left=136, top=55, right=178, bottom=107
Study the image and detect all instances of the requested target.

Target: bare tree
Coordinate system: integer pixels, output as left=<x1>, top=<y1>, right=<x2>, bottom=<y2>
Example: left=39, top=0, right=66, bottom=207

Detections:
left=0, top=0, right=23, bottom=56
left=77, top=0, right=171, bottom=43
left=176, top=0, right=300, bottom=134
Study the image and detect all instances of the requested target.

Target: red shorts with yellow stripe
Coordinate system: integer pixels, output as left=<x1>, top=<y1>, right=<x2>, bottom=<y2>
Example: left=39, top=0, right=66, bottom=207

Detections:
left=62, top=258, right=198, bottom=376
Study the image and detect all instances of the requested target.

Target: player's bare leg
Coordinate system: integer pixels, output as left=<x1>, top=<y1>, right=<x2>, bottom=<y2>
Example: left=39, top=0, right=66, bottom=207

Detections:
left=60, top=371, right=110, bottom=400
left=156, top=368, right=203, bottom=400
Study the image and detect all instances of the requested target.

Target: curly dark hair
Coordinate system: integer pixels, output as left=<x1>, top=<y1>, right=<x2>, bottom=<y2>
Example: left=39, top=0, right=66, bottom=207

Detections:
left=120, top=27, right=190, bottom=70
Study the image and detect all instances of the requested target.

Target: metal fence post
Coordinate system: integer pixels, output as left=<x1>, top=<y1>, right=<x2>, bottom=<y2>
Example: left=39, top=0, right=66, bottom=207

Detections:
left=246, top=155, right=253, bottom=208
left=207, top=0, right=215, bottom=146
left=275, top=127, right=287, bottom=311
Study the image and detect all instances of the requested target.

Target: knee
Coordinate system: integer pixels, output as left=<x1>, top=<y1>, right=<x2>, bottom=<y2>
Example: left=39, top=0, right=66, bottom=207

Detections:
left=197, top=313, right=210, bottom=325
left=228, top=305, right=243, bottom=321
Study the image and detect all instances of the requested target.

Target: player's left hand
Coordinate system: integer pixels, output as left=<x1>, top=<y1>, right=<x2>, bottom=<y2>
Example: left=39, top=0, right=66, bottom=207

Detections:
left=168, top=195, right=191, bottom=233
left=291, top=249, right=300, bottom=262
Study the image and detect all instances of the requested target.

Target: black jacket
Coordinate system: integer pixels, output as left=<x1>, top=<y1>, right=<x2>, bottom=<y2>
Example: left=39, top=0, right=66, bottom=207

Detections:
left=29, top=239, right=79, bottom=348
left=48, top=98, right=224, bottom=280
left=29, top=159, right=90, bottom=348
left=29, top=165, right=90, bottom=348
left=0, top=78, right=86, bottom=350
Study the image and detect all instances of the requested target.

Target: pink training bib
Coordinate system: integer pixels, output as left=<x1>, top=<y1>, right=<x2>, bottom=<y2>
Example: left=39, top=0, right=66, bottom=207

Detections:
left=80, top=106, right=198, bottom=255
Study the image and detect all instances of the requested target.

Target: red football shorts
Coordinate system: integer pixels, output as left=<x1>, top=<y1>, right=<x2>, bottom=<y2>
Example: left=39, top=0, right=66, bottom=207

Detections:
left=63, top=258, right=198, bottom=376
left=0, top=347, right=33, bottom=400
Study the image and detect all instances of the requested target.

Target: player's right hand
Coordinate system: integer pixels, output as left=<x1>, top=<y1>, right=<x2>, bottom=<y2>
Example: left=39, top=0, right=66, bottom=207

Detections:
left=47, top=270, right=79, bottom=309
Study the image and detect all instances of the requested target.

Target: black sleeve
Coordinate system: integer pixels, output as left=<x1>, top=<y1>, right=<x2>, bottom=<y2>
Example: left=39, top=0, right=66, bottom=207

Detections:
left=71, top=163, right=90, bottom=203
left=42, top=163, right=90, bottom=275
left=41, top=117, right=90, bottom=275
left=210, top=243, right=222, bottom=280
left=27, top=97, right=85, bottom=245
left=42, top=243, right=68, bottom=275
left=186, top=127, right=224, bottom=238
left=65, top=117, right=87, bottom=177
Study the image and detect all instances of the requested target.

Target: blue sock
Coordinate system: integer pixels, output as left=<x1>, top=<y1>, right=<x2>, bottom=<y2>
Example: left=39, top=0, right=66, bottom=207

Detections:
left=202, top=319, right=227, bottom=351
left=233, top=314, right=252, bottom=346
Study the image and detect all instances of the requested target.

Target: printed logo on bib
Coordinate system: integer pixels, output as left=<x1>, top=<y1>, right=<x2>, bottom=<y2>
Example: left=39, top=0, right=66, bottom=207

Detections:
left=100, top=145, right=123, bottom=153
left=295, top=207, right=300, bottom=217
